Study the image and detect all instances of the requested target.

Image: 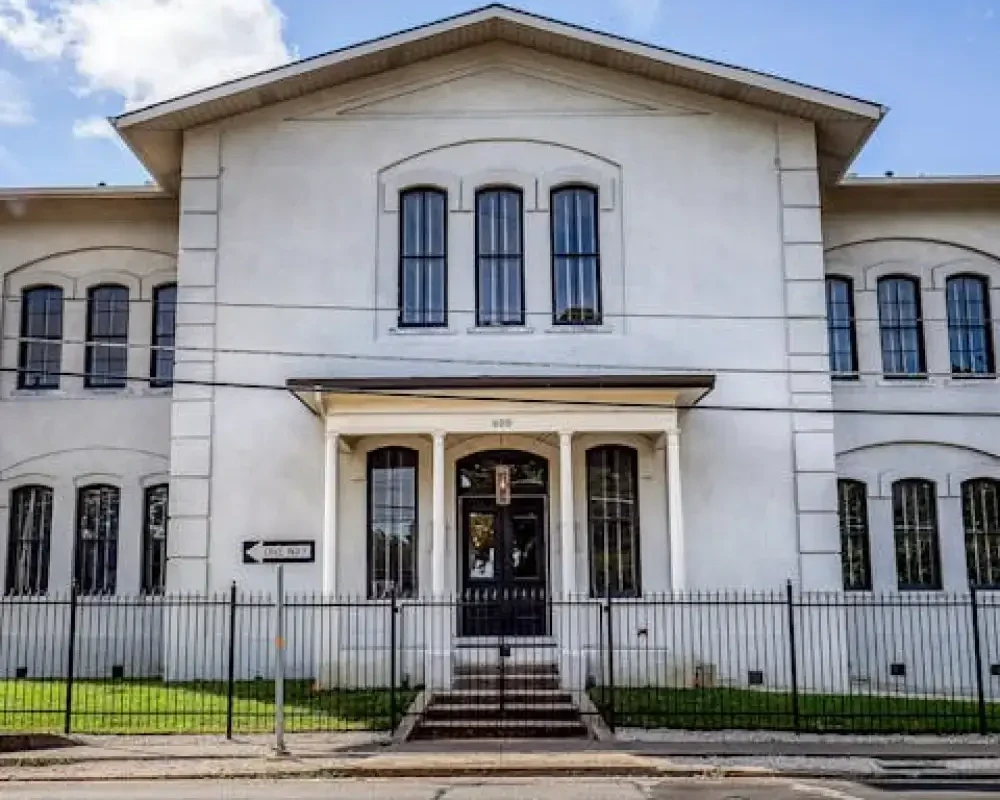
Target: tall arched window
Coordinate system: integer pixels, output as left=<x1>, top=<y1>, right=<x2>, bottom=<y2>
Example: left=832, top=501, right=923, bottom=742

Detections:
left=142, top=484, right=169, bottom=595
left=892, top=479, right=941, bottom=590
left=367, top=447, right=418, bottom=598
left=587, top=445, right=639, bottom=597
left=75, top=484, right=120, bottom=595
left=18, top=285, right=63, bottom=390
left=399, top=188, right=447, bottom=328
left=476, top=187, right=524, bottom=326
left=838, top=480, right=872, bottom=590
left=878, top=276, right=925, bottom=377
left=963, top=478, right=1000, bottom=588
left=551, top=186, right=601, bottom=325
left=85, top=284, right=129, bottom=388
left=150, top=283, right=177, bottom=387
left=826, top=277, right=858, bottom=377
left=947, top=274, right=994, bottom=376
left=5, top=485, right=53, bottom=596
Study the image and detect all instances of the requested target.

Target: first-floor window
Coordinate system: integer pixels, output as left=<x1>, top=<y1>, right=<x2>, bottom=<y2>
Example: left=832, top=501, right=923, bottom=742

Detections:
left=963, top=478, right=1000, bottom=588
left=838, top=480, right=872, bottom=591
left=587, top=445, right=640, bottom=597
left=5, top=486, right=53, bottom=596
left=142, top=484, right=169, bottom=594
left=892, top=479, right=942, bottom=590
left=75, top=485, right=120, bottom=595
left=367, top=447, right=418, bottom=598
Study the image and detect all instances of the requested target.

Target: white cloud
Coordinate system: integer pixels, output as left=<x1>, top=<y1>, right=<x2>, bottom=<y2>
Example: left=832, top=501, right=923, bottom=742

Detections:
left=72, top=114, right=114, bottom=139
left=0, top=0, right=292, bottom=110
left=614, top=0, right=662, bottom=33
left=0, top=68, right=33, bottom=124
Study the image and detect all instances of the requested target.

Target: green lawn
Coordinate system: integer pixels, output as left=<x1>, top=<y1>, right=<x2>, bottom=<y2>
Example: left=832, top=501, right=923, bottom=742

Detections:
left=0, top=680, right=415, bottom=734
left=591, top=687, right=1000, bottom=734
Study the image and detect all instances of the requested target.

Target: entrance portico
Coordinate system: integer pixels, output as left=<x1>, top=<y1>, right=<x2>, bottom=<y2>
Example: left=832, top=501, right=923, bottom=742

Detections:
left=289, top=375, right=715, bottom=615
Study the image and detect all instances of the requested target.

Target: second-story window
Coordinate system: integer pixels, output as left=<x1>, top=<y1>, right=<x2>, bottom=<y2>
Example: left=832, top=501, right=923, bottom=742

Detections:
left=399, top=188, right=447, bottom=328
left=878, top=276, right=925, bottom=377
left=85, top=284, right=129, bottom=388
left=551, top=186, right=601, bottom=325
left=476, top=188, right=524, bottom=326
left=947, top=274, right=994, bottom=376
left=150, top=283, right=177, bottom=387
left=826, top=276, right=857, bottom=377
left=17, top=285, right=63, bottom=390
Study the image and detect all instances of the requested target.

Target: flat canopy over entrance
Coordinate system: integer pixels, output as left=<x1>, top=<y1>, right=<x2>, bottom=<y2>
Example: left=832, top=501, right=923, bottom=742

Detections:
left=287, top=373, right=716, bottom=428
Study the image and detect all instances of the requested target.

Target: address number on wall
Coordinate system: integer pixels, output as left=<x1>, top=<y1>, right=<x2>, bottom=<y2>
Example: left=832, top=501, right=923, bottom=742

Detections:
left=491, top=418, right=514, bottom=430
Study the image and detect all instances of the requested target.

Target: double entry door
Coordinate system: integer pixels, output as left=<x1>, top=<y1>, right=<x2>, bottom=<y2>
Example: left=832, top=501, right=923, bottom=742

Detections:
left=460, top=495, right=548, bottom=637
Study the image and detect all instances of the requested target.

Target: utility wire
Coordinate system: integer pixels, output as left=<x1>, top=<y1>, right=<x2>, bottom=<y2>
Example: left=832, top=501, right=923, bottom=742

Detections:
left=6, top=333, right=999, bottom=380
left=3, top=365, right=999, bottom=419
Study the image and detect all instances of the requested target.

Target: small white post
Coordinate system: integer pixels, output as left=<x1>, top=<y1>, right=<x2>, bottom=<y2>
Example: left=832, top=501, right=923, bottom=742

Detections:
left=322, top=431, right=340, bottom=596
left=559, top=431, right=576, bottom=597
left=431, top=431, right=446, bottom=596
left=666, top=429, right=686, bottom=592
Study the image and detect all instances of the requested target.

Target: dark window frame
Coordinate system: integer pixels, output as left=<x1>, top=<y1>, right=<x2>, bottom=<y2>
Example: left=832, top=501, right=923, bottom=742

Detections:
left=4, top=485, right=53, bottom=596
left=892, top=478, right=942, bottom=591
left=150, top=283, right=177, bottom=388
left=586, top=444, right=641, bottom=598
left=141, top=484, right=169, bottom=595
left=877, top=275, right=926, bottom=378
left=74, top=484, right=120, bottom=595
left=398, top=187, right=448, bottom=329
left=962, top=478, right=1000, bottom=589
left=826, top=276, right=859, bottom=378
left=366, top=447, right=419, bottom=599
left=946, top=273, right=995, bottom=377
left=475, top=185, right=526, bottom=327
left=550, top=184, right=603, bottom=326
left=17, top=285, right=63, bottom=390
left=837, top=479, right=872, bottom=591
left=85, top=283, right=130, bottom=389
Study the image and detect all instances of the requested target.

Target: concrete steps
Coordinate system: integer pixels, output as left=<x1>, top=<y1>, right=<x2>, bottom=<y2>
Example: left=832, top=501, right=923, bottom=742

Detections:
left=410, top=661, right=589, bottom=740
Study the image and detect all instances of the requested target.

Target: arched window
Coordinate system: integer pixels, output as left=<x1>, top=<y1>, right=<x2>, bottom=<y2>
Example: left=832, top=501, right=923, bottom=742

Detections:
left=587, top=445, right=639, bottom=597
left=837, top=480, right=871, bottom=590
left=85, top=284, right=129, bottom=388
left=142, top=484, right=169, bottom=595
left=367, top=447, right=418, bottom=598
left=399, top=188, right=447, bottom=328
left=551, top=186, right=601, bottom=325
left=892, top=479, right=941, bottom=590
left=963, top=478, right=1000, bottom=588
left=878, top=276, right=925, bottom=377
left=17, top=285, right=63, bottom=390
left=826, top=277, right=857, bottom=377
left=5, top=485, right=52, bottom=596
left=150, top=283, right=177, bottom=387
left=947, top=274, right=994, bottom=376
left=476, top=187, right=524, bottom=326
left=75, top=484, right=120, bottom=595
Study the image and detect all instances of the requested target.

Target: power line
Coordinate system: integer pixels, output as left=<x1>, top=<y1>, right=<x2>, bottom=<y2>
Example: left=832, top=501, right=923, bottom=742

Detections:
left=3, top=365, right=999, bottom=419
left=7, top=333, right=998, bottom=380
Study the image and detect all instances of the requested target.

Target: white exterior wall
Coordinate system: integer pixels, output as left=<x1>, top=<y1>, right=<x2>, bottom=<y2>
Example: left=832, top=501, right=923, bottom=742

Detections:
left=177, top=43, right=831, bottom=598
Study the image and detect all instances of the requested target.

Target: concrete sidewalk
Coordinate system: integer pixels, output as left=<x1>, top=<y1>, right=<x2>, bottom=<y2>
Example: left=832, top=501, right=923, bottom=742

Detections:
left=1, top=733, right=1000, bottom=783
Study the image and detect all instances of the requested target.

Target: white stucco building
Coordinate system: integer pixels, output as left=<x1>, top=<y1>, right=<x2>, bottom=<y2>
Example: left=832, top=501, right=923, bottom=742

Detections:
left=1, top=6, right=997, bottom=690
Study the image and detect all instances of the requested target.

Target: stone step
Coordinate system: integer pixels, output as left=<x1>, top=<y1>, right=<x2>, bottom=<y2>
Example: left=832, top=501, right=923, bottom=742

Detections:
left=411, top=719, right=589, bottom=740
left=453, top=662, right=559, bottom=676
left=433, top=689, right=575, bottom=705
left=424, top=702, right=581, bottom=720
left=452, top=674, right=562, bottom=691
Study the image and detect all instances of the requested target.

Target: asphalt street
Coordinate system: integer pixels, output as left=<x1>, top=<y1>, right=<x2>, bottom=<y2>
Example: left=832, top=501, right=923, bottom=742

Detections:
left=2, top=778, right=998, bottom=799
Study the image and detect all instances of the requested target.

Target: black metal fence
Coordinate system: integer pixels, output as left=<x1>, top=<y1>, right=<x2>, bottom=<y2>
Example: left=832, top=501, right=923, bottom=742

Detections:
left=1, top=584, right=999, bottom=737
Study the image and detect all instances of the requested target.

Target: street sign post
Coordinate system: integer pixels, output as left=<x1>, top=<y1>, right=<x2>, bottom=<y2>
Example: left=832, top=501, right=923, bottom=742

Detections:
left=242, top=540, right=315, bottom=565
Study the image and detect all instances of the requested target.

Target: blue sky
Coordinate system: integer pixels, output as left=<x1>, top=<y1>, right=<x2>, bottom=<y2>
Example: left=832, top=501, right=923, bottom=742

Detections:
left=0, top=0, right=998, bottom=187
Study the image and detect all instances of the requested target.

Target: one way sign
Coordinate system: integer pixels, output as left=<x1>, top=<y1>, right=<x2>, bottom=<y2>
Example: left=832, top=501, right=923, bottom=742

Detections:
left=242, top=540, right=316, bottom=565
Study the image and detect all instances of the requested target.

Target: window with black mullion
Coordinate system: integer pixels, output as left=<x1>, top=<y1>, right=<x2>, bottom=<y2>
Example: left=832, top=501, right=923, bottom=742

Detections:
left=85, top=284, right=129, bottom=388
left=947, top=274, right=994, bottom=376
left=878, top=276, right=925, bottom=377
left=476, top=187, right=524, bottom=326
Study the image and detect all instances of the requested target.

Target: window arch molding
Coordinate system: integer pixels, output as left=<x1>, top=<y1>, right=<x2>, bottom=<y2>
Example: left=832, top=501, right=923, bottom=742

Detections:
left=381, top=170, right=460, bottom=212
left=539, top=168, right=616, bottom=211
left=461, top=171, right=536, bottom=211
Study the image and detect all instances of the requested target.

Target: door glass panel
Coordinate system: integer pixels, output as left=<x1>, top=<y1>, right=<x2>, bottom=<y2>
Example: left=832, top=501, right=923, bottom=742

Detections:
left=468, top=512, right=496, bottom=579
left=511, top=509, right=541, bottom=579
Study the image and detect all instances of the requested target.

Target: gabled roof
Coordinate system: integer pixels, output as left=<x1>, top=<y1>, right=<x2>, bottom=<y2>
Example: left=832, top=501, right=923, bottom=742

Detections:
left=114, top=4, right=886, bottom=192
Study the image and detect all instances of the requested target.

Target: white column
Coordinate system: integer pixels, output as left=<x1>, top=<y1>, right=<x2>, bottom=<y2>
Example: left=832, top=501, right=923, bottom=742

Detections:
left=559, top=431, right=576, bottom=597
left=666, top=429, right=686, bottom=592
left=322, top=431, right=340, bottom=596
left=431, top=432, right=446, bottom=595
